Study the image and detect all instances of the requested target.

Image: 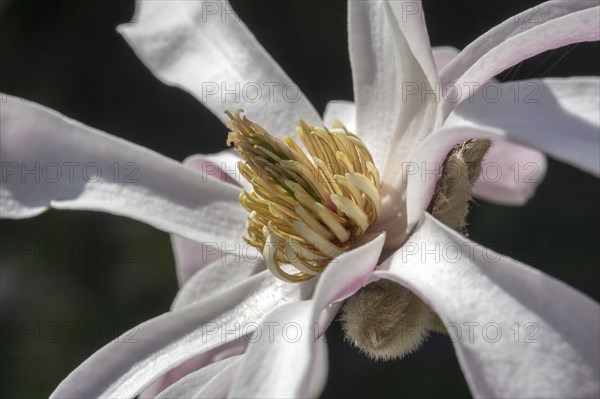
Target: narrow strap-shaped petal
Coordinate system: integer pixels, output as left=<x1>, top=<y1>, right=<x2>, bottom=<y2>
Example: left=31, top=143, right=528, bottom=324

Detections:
left=154, top=356, right=242, bottom=399
left=385, top=1, right=438, bottom=86
left=432, top=46, right=460, bottom=72
left=50, top=271, right=308, bottom=398
left=229, top=300, right=329, bottom=399
left=446, top=77, right=600, bottom=176
left=348, top=0, right=439, bottom=173
left=171, top=235, right=223, bottom=288
left=140, top=346, right=244, bottom=398
left=118, top=0, right=321, bottom=135
left=230, top=234, right=386, bottom=398
left=0, top=95, right=247, bottom=248
left=190, top=356, right=242, bottom=399
left=171, top=151, right=253, bottom=286
left=182, top=152, right=243, bottom=188
left=471, top=140, right=547, bottom=206
left=440, top=2, right=600, bottom=118
left=172, top=254, right=264, bottom=310
left=375, top=214, right=600, bottom=398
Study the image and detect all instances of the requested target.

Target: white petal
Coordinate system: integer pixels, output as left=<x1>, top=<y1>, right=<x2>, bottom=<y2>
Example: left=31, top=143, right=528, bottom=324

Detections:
left=385, top=1, right=438, bottom=84
left=348, top=0, right=439, bottom=175
left=171, top=235, right=223, bottom=288
left=118, top=0, right=321, bottom=134
left=0, top=95, right=246, bottom=248
left=51, top=271, right=309, bottom=398
left=155, top=355, right=242, bottom=399
left=376, top=214, right=600, bottom=398
left=230, top=234, right=386, bottom=398
left=447, top=78, right=600, bottom=176
left=190, top=356, right=242, bottom=399
left=405, top=125, right=543, bottom=233
left=440, top=2, right=600, bottom=117
left=322, top=100, right=356, bottom=132
left=171, top=151, right=253, bottom=286
left=432, top=46, right=460, bottom=72
left=172, top=254, right=264, bottom=310
left=140, top=347, right=244, bottom=398
left=312, top=233, right=387, bottom=310
left=229, top=300, right=328, bottom=399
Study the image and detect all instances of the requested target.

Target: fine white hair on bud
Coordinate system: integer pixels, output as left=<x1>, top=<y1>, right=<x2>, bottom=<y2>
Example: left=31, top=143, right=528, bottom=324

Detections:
left=340, top=280, right=432, bottom=361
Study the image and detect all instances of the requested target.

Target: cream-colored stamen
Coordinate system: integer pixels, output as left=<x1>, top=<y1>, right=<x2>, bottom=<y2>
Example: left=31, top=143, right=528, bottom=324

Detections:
left=226, top=110, right=382, bottom=282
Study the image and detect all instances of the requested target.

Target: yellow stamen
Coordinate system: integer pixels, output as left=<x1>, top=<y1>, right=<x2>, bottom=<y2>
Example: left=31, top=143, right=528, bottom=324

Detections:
left=226, top=110, right=382, bottom=282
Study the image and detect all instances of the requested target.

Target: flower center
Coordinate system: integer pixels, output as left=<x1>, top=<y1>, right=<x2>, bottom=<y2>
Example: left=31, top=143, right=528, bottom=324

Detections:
left=226, top=110, right=382, bottom=282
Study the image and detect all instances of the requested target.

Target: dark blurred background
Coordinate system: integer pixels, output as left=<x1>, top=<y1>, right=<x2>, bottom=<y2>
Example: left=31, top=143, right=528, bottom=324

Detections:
left=1, top=0, right=598, bottom=398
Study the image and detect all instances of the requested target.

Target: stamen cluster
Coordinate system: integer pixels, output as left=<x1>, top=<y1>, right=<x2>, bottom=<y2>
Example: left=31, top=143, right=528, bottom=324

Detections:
left=226, top=110, right=381, bottom=282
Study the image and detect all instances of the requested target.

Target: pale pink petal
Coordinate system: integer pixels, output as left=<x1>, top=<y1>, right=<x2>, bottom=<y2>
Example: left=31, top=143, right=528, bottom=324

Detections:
left=432, top=46, right=460, bottom=72
left=194, top=151, right=253, bottom=191
left=51, top=271, right=309, bottom=398
left=0, top=95, right=246, bottom=248
left=118, top=0, right=321, bottom=135
left=446, top=78, right=600, bottom=176
left=472, top=140, right=547, bottom=206
left=375, top=214, right=600, bottom=398
left=230, top=234, right=386, bottom=398
left=171, top=236, right=224, bottom=288
left=348, top=0, right=439, bottom=174
left=322, top=100, right=356, bottom=132
left=183, top=152, right=241, bottom=188
left=229, top=300, right=328, bottom=399
left=172, top=254, right=264, bottom=310
left=153, top=356, right=242, bottom=399
left=171, top=151, right=252, bottom=286
left=140, top=344, right=244, bottom=399
left=189, top=356, right=241, bottom=398
left=440, top=3, right=600, bottom=117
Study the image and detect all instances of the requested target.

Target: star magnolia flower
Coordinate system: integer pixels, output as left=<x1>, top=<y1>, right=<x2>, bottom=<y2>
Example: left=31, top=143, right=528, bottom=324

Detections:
left=1, top=0, right=599, bottom=398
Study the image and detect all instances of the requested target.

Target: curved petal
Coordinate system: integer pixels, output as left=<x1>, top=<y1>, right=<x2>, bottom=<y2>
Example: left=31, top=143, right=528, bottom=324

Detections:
left=348, top=0, right=439, bottom=175
left=375, top=214, right=600, bottom=398
left=140, top=344, right=244, bottom=399
left=118, top=0, right=321, bottom=135
left=154, top=355, right=242, bottom=399
left=472, top=140, right=547, bottom=206
left=440, top=3, right=600, bottom=117
left=191, top=151, right=253, bottom=191
left=171, top=235, right=223, bottom=288
left=0, top=95, right=246, bottom=248
left=446, top=78, right=600, bottom=176
left=322, top=100, right=356, bottom=132
left=171, top=151, right=253, bottom=286
left=183, top=152, right=242, bottom=188
left=230, top=234, right=386, bottom=398
left=229, top=300, right=329, bottom=399
left=432, top=46, right=460, bottom=72
left=385, top=1, right=438, bottom=84
left=51, top=271, right=312, bottom=398
left=172, top=254, right=264, bottom=310
left=405, top=125, right=544, bottom=233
